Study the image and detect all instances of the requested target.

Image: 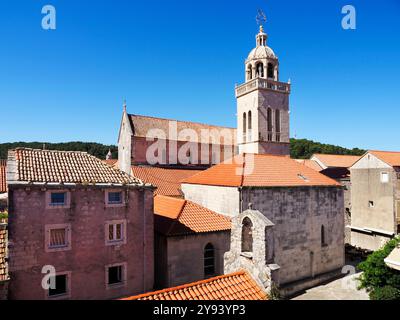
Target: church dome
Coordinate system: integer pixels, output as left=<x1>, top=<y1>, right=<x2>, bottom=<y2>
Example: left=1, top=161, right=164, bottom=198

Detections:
left=247, top=45, right=276, bottom=61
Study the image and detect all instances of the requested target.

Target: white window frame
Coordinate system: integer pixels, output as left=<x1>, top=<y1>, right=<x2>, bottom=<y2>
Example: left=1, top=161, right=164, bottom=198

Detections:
left=105, top=189, right=125, bottom=208
left=381, top=172, right=390, bottom=184
left=45, top=224, right=72, bottom=252
left=46, top=190, right=71, bottom=209
left=105, top=262, right=127, bottom=289
left=105, top=220, right=127, bottom=246
left=45, top=271, right=71, bottom=300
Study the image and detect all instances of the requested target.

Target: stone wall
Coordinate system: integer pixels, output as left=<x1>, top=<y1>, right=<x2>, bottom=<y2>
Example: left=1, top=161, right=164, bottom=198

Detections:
left=181, top=184, right=240, bottom=218
left=241, top=186, right=345, bottom=286
left=7, top=186, right=154, bottom=300
left=155, top=231, right=230, bottom=289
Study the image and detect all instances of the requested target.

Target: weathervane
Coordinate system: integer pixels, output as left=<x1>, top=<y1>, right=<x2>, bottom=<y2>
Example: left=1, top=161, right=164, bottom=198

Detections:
left=256, top=9, right=267, bottom=28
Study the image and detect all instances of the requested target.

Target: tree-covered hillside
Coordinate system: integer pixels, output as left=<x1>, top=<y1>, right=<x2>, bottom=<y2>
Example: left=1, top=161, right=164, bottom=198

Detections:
left=0, top=139, right=365, bottom=160
left=0, top=142, right=117, bottom=160
left=290, top=138, right=365, bottom=159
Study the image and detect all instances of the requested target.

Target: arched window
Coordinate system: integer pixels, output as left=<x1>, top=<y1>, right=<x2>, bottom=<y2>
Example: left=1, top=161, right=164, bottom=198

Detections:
left=243, top=112, right=247, bottom=142
left=267, top=63, right=274, bottom=79
left=241, top=217, right=253, bottom=253
left=204, top=243, right=215, bottom=277
left=321, top=225, right=327, bottom=247
left=275, top=110, right=281, bottom=142
left=247, top=65, right=253, bottom=81
left=248, top=111, right=252, bottom=141
left=256, top=62, right=264, bottom=78
left=267, top=108, right=273, bottom=141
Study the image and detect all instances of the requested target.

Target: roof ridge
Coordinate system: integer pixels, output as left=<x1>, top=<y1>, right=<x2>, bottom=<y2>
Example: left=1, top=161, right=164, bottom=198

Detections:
left=369, top=150, right=400, bottom=154
left=122, top=271, right=248, bottom=300
left=129, top=113, right=236, bottom=130
left=13, top=147, right=90, bottom=155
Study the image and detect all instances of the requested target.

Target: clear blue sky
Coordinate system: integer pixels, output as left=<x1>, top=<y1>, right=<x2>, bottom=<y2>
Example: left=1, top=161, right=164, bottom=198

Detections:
left=0, top=0, right=399, bottom=151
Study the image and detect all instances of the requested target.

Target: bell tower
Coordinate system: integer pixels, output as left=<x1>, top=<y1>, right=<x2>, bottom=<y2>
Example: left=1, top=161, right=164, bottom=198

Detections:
left=236, top=24, right=291, bottom=156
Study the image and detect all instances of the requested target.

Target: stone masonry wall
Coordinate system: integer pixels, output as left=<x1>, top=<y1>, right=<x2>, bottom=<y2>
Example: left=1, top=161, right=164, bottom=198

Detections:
left=8, top=186, right=154, bottom=300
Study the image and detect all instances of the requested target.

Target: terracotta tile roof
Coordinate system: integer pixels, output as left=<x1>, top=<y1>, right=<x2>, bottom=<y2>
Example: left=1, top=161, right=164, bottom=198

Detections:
left=129, top=114, right=237, bottom=145
left=182, top=153, right=341, bottom=188
left=311, top=154, right=361, bottom=169
left=103, top=159, right=118, bottom=167
left=0, top=160, right=6, bottom=193
left=132, top=166, right=203, bottom=197
left=295, top=159, right=323, bottom=172
left=369, top=150, right=400, bottom=167
left=0, top=224, right=7, bottom=281
left=154, top=195, right=231, bottom=236
left=121, top=271, right=268, bottom=300
left=8, top=148, right=143, bottom=186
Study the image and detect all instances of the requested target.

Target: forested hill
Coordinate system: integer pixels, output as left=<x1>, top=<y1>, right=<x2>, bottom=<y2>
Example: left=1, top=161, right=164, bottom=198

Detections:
left=0, top=142, right=118, bottom=160
left=0, top=139, right=365, bottom=160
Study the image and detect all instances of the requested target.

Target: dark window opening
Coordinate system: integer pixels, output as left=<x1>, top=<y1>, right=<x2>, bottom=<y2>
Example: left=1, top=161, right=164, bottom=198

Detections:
left=108, top=192, right=122, bottom=204
left=204, top=243, right=215, bottom=277
left=50, top=192, right=66, bottom=206
left=108, top=265, right=123, bottom=285
left=267, top=63, right=274, bottom=78
left=241, top=217, right=253, bottom=253
left=321, top=225, right=327, bottom=247
left=256, top=63, right=264, bottom=78
left=48, top=274, right=67, bottom=297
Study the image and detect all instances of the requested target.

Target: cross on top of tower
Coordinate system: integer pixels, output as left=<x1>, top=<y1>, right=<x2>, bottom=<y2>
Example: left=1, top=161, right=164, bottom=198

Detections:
left=256, top=9, right=267, bottom=31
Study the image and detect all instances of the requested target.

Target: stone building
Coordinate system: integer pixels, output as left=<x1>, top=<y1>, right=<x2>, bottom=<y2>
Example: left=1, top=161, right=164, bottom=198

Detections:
left=0, top=221, right=8, bottom=300
left=153, top=195, right=231, bottom=289
left=236, top=25, right=291, bottom=156
left=182, top=153, right=345, bottom=296
left=0, top=160, right=7, bottom=211
left=6, top=148, right=154, bottom=300
left=306, top=154, right=361, bottom=244
left=350, top=151, right=400, bottom=251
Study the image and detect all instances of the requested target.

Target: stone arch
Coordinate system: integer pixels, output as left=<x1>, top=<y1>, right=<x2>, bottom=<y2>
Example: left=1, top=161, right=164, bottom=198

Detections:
left=255, top=62, right=264, bottom=78
left=241, top=217, right=253, bottom=253
left=267, top=63, right=274, bottom=79
left=247, top=64, right=253, bottom=81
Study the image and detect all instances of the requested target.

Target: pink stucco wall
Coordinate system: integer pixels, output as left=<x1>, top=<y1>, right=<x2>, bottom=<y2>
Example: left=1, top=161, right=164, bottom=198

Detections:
left=7, top=186, right=154, bottom=300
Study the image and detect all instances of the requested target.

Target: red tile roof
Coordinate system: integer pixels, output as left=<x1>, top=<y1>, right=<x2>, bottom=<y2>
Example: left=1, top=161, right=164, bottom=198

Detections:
left=132, top=166, right=203, bottom=197
left=154, top=195, right=231, bottom=236
left=0, top=224, right=7, bottom=281
left=182, top=153, right=340, bottom=188
left=312, top=154, right=361, bottom=169
left=103, top=159, right=118, bottom=167
left=8, top=148, right=143, bottom=186
left=129, top=114, right=237, bottom=145
left=0, top=160, right=6, bottom=193
left=121, top=271, right=268, bottom=300
left=369, top=150, right=400, bottom=167
left=295, top=159, right=323, bottom=172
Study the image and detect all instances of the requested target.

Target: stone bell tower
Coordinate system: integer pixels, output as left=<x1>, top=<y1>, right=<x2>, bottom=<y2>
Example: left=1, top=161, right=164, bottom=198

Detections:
left=235, top=25, right=291, bottom=156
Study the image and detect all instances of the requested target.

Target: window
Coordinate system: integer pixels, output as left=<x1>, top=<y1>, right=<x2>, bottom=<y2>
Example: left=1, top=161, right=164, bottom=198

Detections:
left=381, top=172, right=389, bottom=183
left=275, top=110, right=281, bottom=142
left=242, top=113, right=247, bottom=142
left=267, top=108, right=273, bottom=141
left=45, top=224, right=71, bottom=252
left=248, top=111, right=252, bottom=141
left=109, top=223, right=123, bottom=242
left=321, top=225, right=327, bottom=247
left=241, top=217, right=253, bottom=253
left=247, top=65, right=253, bottom=81
left=50, top=192, right=66, bottom=206
left=105, top=190, right=125, bottom=207
left=106, top=263, right=127, bottom=288
left=108, top=191, right=122, bottom=205
left=267, top=63, right=274, bottom=79
left=369, top=201, right=375, bottom=208
left=49, top=228, right=67, bottom=248
left=48, top=274, right=68, bottom=298
left=256, top=62, right=264, bottom=78
left=105, top=220, right=126, bottom=246
left=204, top=243, right=215, bottom=278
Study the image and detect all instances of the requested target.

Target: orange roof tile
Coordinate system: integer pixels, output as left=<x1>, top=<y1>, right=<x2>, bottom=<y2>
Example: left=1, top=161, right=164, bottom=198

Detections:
left=0, top=160, right=6, bottom=193
left=8, top=148, right=143, bottom=186
left=182, top=154, right=340, bottom=188
left=121, top=271, right=268, bottom=300
left=312, top=154, right=361, bottom=168
left=154, top=195, right=231, bottom=235
left=369, top=150, right=400, bottom=167
left=295, top=159, right=323, bottom=172
left=103, top=159, right=118, bottom=167
left=132, top=166, right=203, bottom=197
left=129, top=114, right=237, bottom=145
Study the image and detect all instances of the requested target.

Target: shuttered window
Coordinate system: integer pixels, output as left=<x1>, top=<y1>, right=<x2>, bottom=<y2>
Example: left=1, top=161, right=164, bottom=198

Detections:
left=49, top=228, right=67, bottom=248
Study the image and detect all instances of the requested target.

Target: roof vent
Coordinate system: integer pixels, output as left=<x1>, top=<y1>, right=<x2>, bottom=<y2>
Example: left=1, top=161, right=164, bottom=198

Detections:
left=297, top=174, right=309, bottom=182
